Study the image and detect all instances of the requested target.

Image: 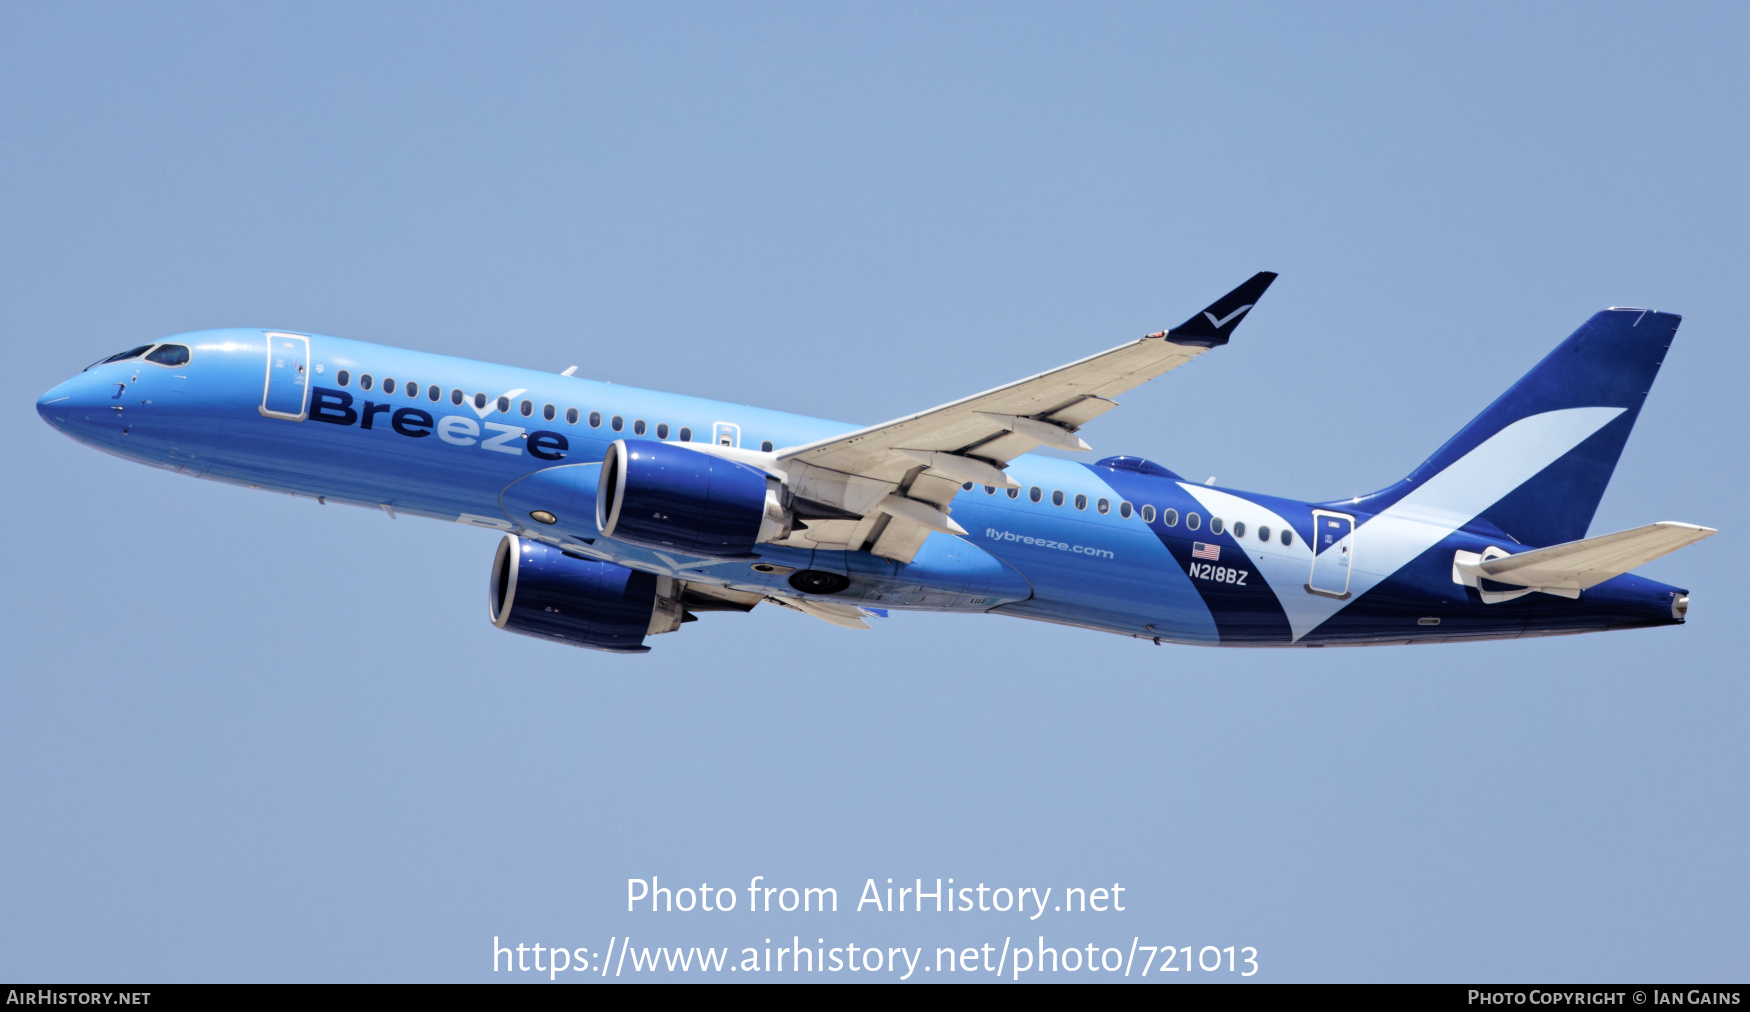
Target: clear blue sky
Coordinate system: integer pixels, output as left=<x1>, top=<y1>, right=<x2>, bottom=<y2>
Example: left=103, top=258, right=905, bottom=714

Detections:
left=3, top=2, right=1745, bottom=983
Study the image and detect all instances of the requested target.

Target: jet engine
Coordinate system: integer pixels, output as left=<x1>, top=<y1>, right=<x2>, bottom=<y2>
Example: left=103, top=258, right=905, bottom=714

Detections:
left=597, top=439, right=788, bottom=558
left=487, top=536, right=762, bottom=653
left=488, top=536, right=683, bottom=653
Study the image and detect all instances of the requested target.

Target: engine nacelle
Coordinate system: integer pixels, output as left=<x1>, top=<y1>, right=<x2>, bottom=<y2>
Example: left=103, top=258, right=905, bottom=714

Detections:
left=597, top=439, right=788, bottom=558
left=488, top=536, right=687, bottom=653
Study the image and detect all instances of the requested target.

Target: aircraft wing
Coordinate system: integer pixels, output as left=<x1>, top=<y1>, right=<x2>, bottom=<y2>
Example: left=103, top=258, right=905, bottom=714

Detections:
left=775, top=272, right=1278, bottom=563
left=1456, top=521, right=1717, bottom=594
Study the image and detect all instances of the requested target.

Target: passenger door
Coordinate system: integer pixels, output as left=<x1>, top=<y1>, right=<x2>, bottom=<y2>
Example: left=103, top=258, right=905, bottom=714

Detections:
left=1307, top=510, right=1355, bottom=598
left=259, top=332, right=310, bottom=420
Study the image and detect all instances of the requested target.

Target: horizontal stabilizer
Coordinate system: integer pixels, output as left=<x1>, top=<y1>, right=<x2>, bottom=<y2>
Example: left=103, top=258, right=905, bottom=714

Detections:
left=1455, top=521, right=1716, bottom=594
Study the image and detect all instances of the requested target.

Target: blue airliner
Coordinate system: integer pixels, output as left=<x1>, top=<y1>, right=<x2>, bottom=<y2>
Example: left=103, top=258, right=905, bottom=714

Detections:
left=36, top=275, right=1714, bottom=653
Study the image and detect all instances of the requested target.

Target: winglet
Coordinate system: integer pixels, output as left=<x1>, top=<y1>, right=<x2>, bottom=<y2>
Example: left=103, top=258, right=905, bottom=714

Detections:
left=1164, top=271, right=1278, bottom=347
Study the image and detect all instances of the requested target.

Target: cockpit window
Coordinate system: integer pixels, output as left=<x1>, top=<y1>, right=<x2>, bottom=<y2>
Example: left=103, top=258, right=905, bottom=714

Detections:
left=144, top=344, right=190, bottom=366
left=94, top=345, right=155, bottom=367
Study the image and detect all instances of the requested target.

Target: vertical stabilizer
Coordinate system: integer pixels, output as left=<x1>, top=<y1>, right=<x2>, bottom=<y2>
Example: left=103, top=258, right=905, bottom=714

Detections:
left=1342, top=308, right=1679, bottom=547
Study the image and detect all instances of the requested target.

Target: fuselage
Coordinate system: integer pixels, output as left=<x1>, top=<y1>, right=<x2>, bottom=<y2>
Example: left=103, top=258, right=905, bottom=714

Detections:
left=37, top=329, right=1687, bottom=647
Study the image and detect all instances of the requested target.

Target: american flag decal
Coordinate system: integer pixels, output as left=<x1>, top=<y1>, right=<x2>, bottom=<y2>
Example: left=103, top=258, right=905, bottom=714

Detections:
left=1192, top=542, right=1221, bottom=561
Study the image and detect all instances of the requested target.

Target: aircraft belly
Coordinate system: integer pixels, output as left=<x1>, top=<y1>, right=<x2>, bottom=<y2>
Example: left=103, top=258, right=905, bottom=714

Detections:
left=952, top=493, right=1220, bottom=644
left=180, top=396, right=575, bottom=524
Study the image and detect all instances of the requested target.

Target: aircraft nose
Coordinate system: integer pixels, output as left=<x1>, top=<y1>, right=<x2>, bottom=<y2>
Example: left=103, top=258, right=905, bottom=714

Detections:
left=37, top=372, right=110, bottom=435
left=38, top=378, right=78, bottom=429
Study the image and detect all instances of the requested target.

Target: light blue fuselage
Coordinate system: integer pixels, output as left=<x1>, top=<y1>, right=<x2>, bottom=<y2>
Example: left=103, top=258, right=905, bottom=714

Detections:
left=37, top=328, right=1687, bottom=647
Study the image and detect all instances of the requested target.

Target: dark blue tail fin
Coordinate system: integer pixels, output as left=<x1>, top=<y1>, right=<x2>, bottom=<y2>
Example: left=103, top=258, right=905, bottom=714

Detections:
left=1342, top=308, right=1680, bottom=547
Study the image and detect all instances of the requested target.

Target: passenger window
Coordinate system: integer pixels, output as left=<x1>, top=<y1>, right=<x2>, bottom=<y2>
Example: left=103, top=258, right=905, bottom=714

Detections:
left=1162, top=508, right=1177, bottom=526
left=543, top=404, right=556, bottom=421
left=1187, top=512, right=1201, bottom=530
left=1232, top=521, right=1245, bottom=538
left=589, top=411, right=602, bottom=428
left=1096, top=498, right=1110, bottom=515
left=1258, top=525, right=1270, bottom=542
left=451, top=389, right=464, bottom=405
left=760, top=440, right=773, bottom=452
left=338, top=370, right=351, bottom=387
left=566, top=407, right=579, bottom=424
left=474, top=392, right=486, bottom=409
left=984, top=485, right=996, bottom=495
left=521, top=400, right=534, bottom=417
left=428, top=385, right=440, bottom=402
left=633, top=419, right=646, bottom=435
left=1029, top=486, right=1043, bottom=503
left=1006, top=487, right=1019, bottom=499
left=384, top=378, right=396, bottom=394
left=361, top=374, right=374, bottom=391
left=611, top=415, right=624, bottom=432
left=1210, top=517, right=1224, bottom=535
left=1281, top=529, right=1293, bottom=546
left=1050, top=490, right=1064, bottom=507
left=496, top=396, right=510, bottom=413
left=658, top=423, right=670, bottom=439
left=1141, top=504, right=1156, bottom=523
left=1119, top=501, right=1132, bottom=519
left=405, top=382, right=419, bottom=399
left=145, top=344, right=190, bottom=366
left=1073, top=493, right=1087, bottom=510
left=679, top=426, right=692, bottom=442
left=962, top=482, right=974, bottom=491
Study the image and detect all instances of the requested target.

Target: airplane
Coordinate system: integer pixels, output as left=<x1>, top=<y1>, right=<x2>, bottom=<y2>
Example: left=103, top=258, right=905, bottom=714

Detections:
left=35, top=274, right=1715, bottom=653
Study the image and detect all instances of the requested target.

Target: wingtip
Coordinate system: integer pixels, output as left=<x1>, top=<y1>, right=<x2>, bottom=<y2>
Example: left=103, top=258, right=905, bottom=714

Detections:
left=1164, top=271, right=1279, bottom=347
left=1654, top=521, right=1719, bottom=537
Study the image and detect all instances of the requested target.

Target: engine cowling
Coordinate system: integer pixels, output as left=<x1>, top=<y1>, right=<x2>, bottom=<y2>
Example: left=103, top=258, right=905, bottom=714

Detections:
left=597, top=439, right=787, bottom=558
left=488, top=536, right=684, bottom=653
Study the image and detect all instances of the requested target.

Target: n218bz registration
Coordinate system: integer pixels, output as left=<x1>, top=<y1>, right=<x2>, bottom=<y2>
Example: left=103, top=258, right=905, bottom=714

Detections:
left=1188, top=562, right=1249, bottom=585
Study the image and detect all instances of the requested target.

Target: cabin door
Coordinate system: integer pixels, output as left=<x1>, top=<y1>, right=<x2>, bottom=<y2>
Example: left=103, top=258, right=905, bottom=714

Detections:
left=260, top=333, right=311, bottom=420
left=1307, top=510, right=1355, bottom=598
